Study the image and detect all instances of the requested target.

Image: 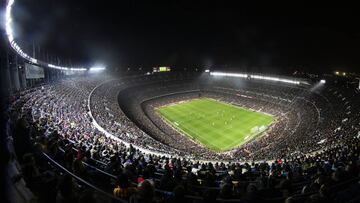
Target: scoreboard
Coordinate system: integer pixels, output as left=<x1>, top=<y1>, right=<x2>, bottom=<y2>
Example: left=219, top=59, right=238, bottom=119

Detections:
left=153, top=66, right=171, bottom=72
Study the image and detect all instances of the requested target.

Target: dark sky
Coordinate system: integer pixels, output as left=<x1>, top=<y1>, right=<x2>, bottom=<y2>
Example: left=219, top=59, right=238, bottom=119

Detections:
left=10, top=0, right=360, bottom=73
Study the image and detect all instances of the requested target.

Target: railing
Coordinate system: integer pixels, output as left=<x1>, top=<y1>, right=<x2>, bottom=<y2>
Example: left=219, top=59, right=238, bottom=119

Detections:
left=41, top=152, right=127, bottom=203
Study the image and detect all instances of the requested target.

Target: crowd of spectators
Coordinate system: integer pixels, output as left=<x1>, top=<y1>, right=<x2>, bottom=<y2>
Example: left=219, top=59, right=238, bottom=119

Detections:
left=110, top=77, right=349, bottom=161
left=7, top=73, right=360, bottom=202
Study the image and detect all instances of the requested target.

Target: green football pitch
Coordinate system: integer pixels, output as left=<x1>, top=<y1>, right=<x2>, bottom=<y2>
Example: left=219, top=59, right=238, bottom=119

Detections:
left=156, top=98, right=274, bottom=152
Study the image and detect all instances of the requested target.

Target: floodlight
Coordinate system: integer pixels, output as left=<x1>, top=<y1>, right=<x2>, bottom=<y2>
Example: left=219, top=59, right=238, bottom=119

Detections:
left=89, top=65, right=106, bottom=73
left=5, top=0, right=90, bottom=71
left=320, top=79, right=326, bottom=84
left=205, top=69, right=210, bottom=73
left=250, top=74, right=300, bottom=85
left=211, top=72, right=300, bottom=85
left=211, top=72, right=247, bottom=78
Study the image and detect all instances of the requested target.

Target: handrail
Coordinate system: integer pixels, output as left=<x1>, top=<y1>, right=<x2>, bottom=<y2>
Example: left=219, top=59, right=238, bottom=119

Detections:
left=58, top=146, right=116, bottom=178
left=62, top=146, right=263, bottom=192
left=81, top=161, right=117, bottom=179
left=70, top=146, right=109, bottom=166
left=41, top=152, right=127, bottom=203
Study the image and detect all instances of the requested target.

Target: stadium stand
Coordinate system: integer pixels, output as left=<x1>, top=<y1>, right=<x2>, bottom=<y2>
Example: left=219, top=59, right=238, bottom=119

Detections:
left=6, top=72, right=360, bottom=202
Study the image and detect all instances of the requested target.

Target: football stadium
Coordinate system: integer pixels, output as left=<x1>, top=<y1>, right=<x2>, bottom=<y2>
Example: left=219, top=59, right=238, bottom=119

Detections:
left=1, top=1, right=360, bottom=203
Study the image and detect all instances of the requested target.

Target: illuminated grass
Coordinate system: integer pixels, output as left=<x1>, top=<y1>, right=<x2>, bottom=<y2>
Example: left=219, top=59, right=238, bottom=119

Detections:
left=157, top=98, right=273, bottom=152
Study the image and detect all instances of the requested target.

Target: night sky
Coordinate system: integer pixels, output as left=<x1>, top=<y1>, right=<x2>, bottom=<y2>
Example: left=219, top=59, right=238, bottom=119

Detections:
left=9, top=0, right=360, bottom=73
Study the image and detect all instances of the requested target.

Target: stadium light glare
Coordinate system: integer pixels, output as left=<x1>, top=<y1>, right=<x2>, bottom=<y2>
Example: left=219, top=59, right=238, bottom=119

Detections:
left=210, top=72, right=248, bottom=78
left=320, top=79, right=326, bottom=84
left=250, top=74, right=300, bottom=85
left=210, top=72, right=300, bottom=85
left=47, top=63, right=86, bottom=71
left=5, top=0, right=89, bottom=71
left=205, top=69, right=210, bottom=73
left=89, top=65, right=106, bottom=72
left=335, top=71, right=339, bottom=75
left=70, top=67, right=87, bottom=71
left=30, top=58, right=38, bottom=64
left=343, top=72, right=346, bottom=76
left=5, top=0, right=38, bottom=65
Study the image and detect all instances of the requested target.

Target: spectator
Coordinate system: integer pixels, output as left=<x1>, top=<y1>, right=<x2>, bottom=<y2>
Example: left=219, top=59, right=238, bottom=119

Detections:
left=113, top=173, right=136, bottom=200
